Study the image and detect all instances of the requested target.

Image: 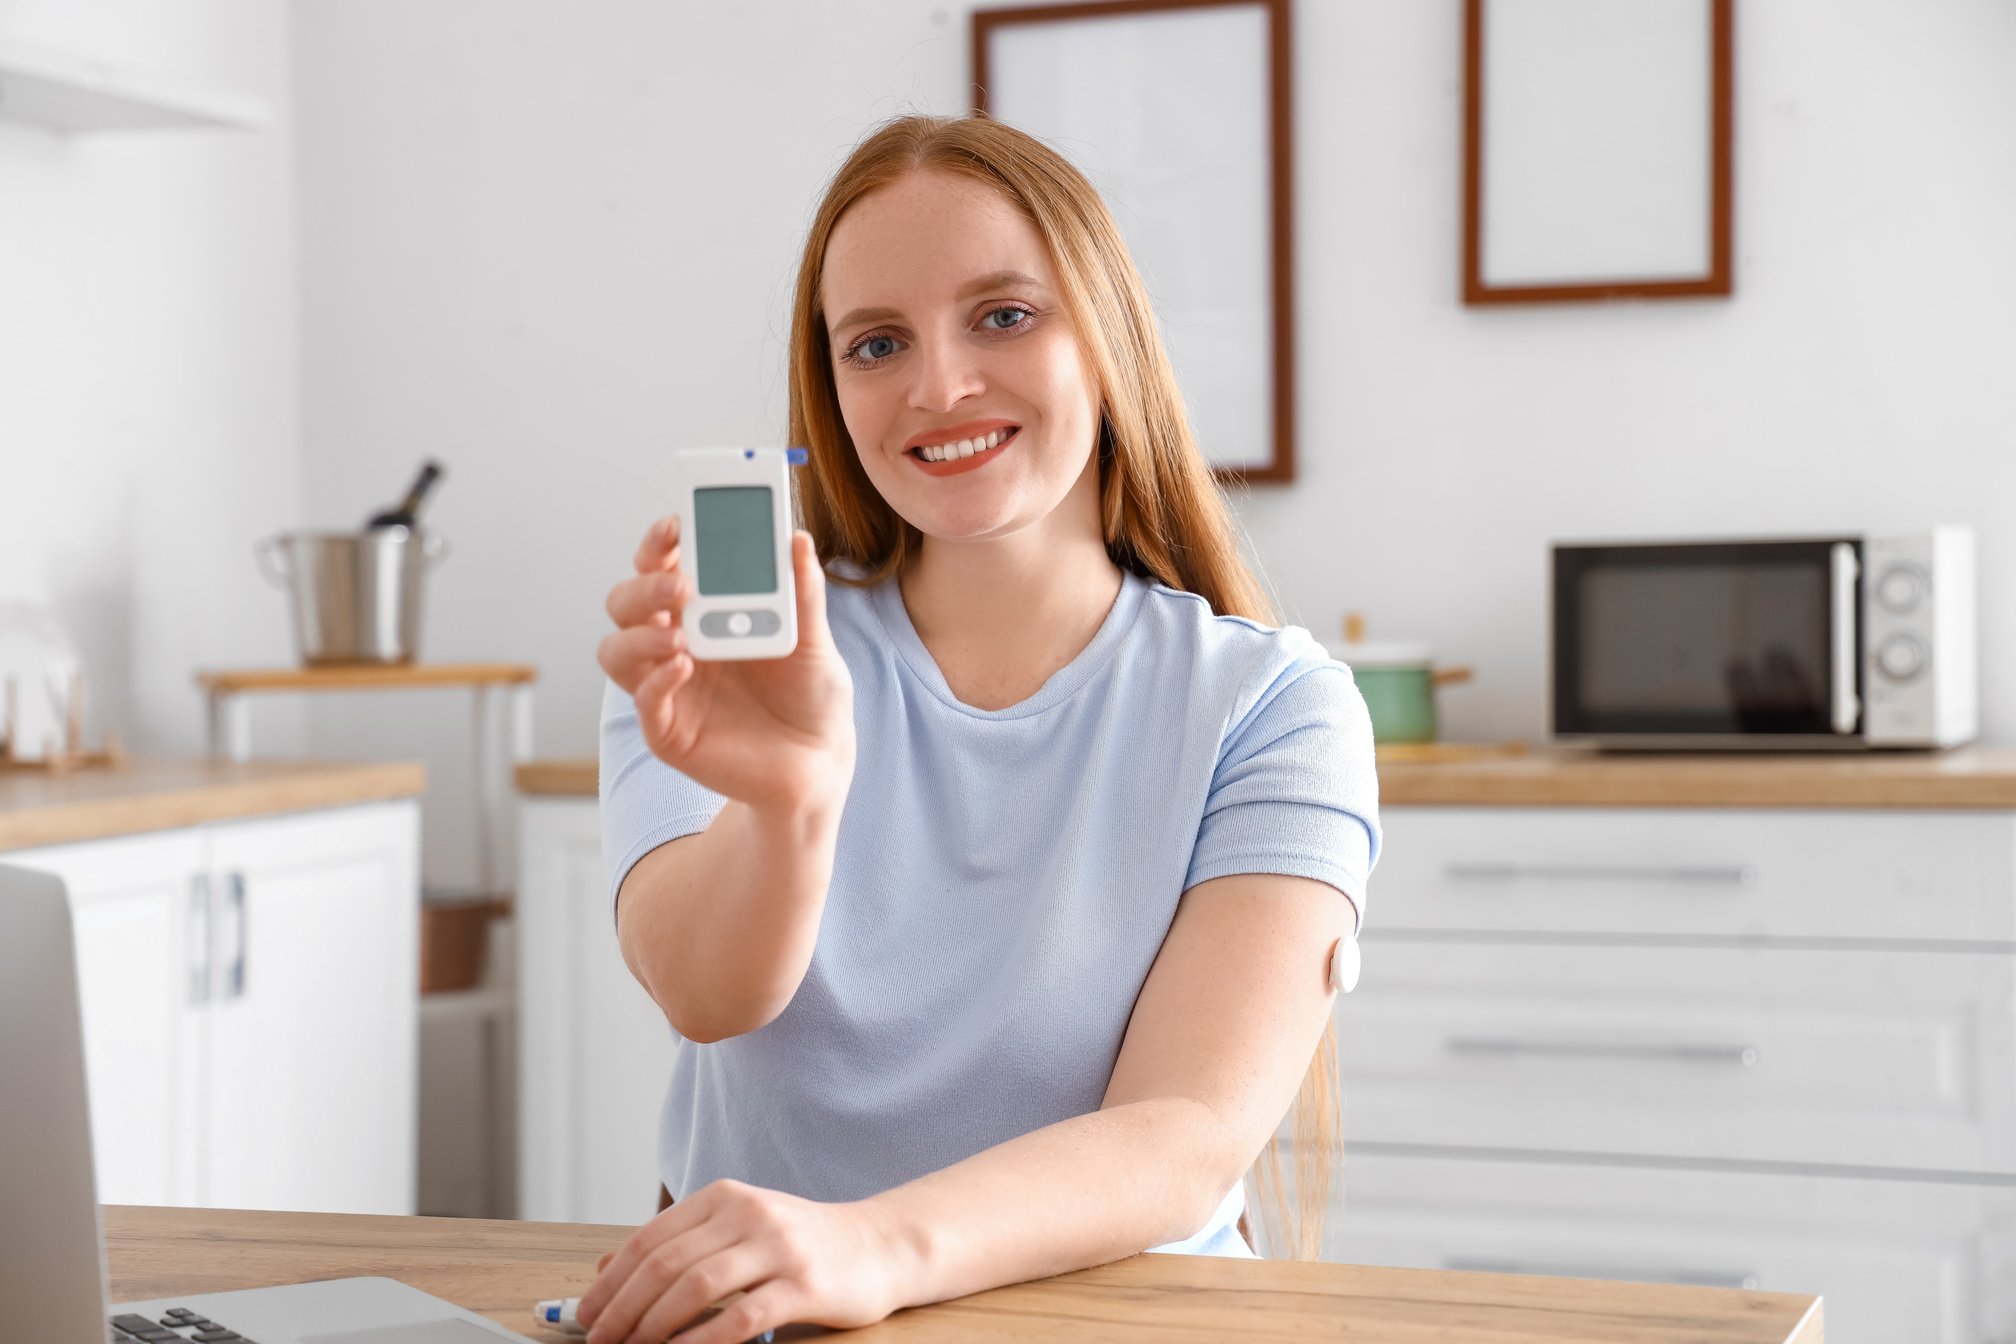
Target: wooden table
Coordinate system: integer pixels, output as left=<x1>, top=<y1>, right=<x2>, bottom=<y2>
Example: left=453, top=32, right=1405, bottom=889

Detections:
left=105, top=1205, right=1823, bottom=1342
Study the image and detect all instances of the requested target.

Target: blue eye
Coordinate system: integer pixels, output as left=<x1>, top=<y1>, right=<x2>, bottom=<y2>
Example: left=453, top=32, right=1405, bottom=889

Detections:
left=839, top=305, right=1036, bottom=369
left=839, top=333, right=902, bottom=369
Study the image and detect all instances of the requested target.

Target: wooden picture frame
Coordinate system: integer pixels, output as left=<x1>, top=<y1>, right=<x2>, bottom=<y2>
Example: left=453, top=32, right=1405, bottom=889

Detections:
left=1463, top=0, right=1734, bottom=304
left=972, top=0, right=1295, bottom=483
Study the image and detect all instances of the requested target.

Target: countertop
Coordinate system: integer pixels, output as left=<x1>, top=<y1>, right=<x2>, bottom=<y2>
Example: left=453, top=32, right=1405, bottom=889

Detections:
left=106, top=1204, right=1822, bottom=1343
left=0, top=758, right=427, bottom=851
left=517, top=745, right=2016, bottom=808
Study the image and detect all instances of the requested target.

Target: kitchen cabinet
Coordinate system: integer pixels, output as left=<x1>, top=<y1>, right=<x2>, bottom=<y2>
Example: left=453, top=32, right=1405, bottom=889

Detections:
left=515, top=794, right=672, bottom=1224
left=1335, top=801, right=2016, bottom=1344
left=2, top=799, right=420, bottom=1214
left=1329, top=1150, right=2015, bottom=1344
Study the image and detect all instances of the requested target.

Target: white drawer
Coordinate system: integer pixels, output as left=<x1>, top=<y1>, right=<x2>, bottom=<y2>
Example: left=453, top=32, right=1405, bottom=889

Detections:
left=1314, top=1150, right=2016, bottom=1344
left=1372, top=807, right=2016, bottom=943
left=1337, top=939, right=2016, bottom=1174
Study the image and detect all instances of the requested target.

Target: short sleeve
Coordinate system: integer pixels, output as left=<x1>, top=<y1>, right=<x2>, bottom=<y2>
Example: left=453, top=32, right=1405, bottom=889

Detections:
left=1183, top=657, right=1382, bottom=933
left=600, top=679, right=727, bottom=918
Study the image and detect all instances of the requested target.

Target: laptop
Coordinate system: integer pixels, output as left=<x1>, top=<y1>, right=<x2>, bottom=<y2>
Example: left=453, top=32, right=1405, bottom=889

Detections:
left=0, top=862, right=538, bottom=1344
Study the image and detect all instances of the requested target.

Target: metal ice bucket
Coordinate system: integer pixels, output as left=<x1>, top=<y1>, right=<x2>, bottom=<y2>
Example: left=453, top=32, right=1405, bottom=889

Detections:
left=255, top=528, right=450, bottom=665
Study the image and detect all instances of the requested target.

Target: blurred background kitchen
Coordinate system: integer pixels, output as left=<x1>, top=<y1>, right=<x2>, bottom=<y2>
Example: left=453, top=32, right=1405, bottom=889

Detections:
left=4, top=1, right=2014, bottom=1340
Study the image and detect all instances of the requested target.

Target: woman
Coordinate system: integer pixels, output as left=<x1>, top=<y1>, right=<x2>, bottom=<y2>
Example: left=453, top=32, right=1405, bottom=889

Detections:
left=583, top=112, right=1379, bottom=1344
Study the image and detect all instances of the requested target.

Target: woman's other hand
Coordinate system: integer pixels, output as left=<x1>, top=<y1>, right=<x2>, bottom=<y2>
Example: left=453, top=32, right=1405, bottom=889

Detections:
left=575, top=1180, right=911, bottom=1344
left=598, top=517, right=856, bottom=815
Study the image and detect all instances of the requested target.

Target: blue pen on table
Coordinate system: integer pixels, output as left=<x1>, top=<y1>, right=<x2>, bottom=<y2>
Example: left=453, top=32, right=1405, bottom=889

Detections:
left=533, top=1296, right=775, bottom=1342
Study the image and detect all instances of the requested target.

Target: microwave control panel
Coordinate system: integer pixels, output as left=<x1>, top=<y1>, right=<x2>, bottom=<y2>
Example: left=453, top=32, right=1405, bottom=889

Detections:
left=1860, top=529, right=1977, bottom=747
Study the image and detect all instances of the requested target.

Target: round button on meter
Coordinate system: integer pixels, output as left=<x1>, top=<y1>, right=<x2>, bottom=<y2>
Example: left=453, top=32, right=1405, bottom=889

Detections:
left=726, top=611, right=753, bottom=637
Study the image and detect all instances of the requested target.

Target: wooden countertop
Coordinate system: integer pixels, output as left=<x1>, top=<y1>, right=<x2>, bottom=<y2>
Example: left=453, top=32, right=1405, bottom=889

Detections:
left=1377, top=744, right=2016, bottom=807
left=0, top=758, right=427, bottom=851
left=105, top=1204, right=1822, bottom=1343
left=518, top=746, right=2016, bottom=808
left=517, top=759, right=599, bottom=796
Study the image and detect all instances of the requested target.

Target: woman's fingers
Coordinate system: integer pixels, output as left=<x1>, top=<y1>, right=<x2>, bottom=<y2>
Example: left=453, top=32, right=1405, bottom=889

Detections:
left=633, top=513, right=680, bottom=576
left=596, top=623, right=687, bottom=692
left=662, top=1282, right=792, bottom=1344
left=606, top=565, right=688, bottom=630
left=789, top=531, right=828, bottom=653
left=577, top=1204, right=695, bottom=1330
left=581, top=1206, right=734, bottom=1344
left=632, top=651, right=697, bottom=747
left=628, top=1249, right=774, bottom=1344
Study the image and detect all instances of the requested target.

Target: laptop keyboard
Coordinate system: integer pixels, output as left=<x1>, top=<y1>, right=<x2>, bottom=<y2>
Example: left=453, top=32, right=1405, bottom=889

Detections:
left=110, top=1309, right=261, bottom=1344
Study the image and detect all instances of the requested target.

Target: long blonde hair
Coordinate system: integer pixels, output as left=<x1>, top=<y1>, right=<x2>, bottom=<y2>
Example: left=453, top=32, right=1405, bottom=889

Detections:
left=785, top=112, right=1339, bottom=1260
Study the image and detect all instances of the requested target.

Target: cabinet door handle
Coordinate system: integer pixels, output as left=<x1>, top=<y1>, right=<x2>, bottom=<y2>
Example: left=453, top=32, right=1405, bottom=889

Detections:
left=186, top=872, right=212, bottom=1007
left=1444, top=862, right=1757, bottom=887
left=1445, top=1256, right=1759, bottom=1291
left=224, top=870, right=248, bottom=1000
left=1446, top=1035, right=1760, bottom=1067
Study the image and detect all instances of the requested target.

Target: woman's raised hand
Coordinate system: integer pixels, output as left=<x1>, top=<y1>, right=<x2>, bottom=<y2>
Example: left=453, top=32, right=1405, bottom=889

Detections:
left=599, top=516, right=856, bottom=816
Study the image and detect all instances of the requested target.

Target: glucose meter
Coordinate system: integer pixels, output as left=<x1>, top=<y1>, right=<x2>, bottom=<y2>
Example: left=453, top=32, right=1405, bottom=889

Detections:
left=672, top=446, right=805, bottom=661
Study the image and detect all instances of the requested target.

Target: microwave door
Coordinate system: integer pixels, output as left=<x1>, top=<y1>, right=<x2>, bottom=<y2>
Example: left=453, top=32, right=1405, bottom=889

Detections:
left=1553, top=539, right=1858, bottom=746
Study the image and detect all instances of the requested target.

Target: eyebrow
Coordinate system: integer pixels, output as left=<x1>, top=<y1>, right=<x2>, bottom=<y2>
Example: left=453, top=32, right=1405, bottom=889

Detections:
left=827, top=270, right=1049, bottom=339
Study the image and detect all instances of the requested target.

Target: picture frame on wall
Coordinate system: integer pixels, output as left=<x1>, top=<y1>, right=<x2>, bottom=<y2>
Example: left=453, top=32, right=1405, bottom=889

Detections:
left=1463, top=0, right=1734, bottom=304
left=972, top=0, right=1295, bottom=483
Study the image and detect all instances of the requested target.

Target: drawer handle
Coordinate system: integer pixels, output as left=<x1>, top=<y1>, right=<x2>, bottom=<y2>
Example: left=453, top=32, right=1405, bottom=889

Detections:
left=224, top=870, right=248, bottom=1001
left=186, top=872, right=212, bottom=1007
left=1446, top=1035, right=1760, bottom=1067
left=1445, top=862, right=1757, bottom=887
left=1445, top=1256, right=1759, bottom=1291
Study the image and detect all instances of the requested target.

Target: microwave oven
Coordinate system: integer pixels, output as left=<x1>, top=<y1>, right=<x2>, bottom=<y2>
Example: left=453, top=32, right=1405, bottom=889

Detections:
left=1551, top=528, right=1976, bottom=750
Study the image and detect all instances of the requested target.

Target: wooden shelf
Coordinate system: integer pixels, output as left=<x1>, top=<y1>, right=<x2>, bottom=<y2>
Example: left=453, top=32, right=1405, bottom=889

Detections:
left=197, top=663, right=538, bottom=694
left=0, top=38, right=269, bottom=134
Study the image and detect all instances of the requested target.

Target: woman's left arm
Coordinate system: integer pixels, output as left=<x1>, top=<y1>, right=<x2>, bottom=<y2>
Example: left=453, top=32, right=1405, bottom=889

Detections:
left=574, top=870, right=1350, bottom=1344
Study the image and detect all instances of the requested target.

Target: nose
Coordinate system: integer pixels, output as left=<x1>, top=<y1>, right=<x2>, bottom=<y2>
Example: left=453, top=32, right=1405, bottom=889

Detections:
left=905, top=327, right=986, bottom=414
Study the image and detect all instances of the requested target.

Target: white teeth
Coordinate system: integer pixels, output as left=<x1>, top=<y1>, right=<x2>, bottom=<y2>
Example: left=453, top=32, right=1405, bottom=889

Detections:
left=917, top=428, right=1012, bottom=462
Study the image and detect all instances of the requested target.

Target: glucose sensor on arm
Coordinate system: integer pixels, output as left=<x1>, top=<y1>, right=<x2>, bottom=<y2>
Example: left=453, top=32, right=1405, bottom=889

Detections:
left=673, top=446, right=806, bottom=661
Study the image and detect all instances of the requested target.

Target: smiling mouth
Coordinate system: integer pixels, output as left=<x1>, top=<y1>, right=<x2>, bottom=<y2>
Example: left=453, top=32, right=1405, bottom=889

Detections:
left=908, top=427, right=1018, bottom=463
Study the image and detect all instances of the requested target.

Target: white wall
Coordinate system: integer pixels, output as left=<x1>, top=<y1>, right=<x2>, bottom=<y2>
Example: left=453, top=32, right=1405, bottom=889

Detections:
left=0, top=0, right=304, bottom=758
left=291, top=1, right=2016, bottom=889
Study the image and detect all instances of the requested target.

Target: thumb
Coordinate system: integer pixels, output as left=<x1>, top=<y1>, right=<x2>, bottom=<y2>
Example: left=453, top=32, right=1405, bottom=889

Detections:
left=791, top=530, right=830, bottom=651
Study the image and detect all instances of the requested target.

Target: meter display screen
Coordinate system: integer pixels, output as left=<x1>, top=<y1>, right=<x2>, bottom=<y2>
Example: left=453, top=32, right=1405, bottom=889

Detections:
left=693, top=486, right=777, bottom=596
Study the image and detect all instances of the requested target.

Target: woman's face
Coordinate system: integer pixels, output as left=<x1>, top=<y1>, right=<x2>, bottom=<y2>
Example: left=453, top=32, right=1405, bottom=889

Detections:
left=820, top=170, right=1102, bottom=548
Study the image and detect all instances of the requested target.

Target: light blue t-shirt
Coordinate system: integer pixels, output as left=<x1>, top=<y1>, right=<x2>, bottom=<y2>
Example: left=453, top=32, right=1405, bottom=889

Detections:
left=600, top=563, right=1381, bottom=1257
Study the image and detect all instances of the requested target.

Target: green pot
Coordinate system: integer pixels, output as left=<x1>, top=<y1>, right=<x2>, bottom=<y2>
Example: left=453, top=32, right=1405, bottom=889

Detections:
left=1326, top=631, right=1474, bottom=745
left=1352, top=665, right=1440, bottom=744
